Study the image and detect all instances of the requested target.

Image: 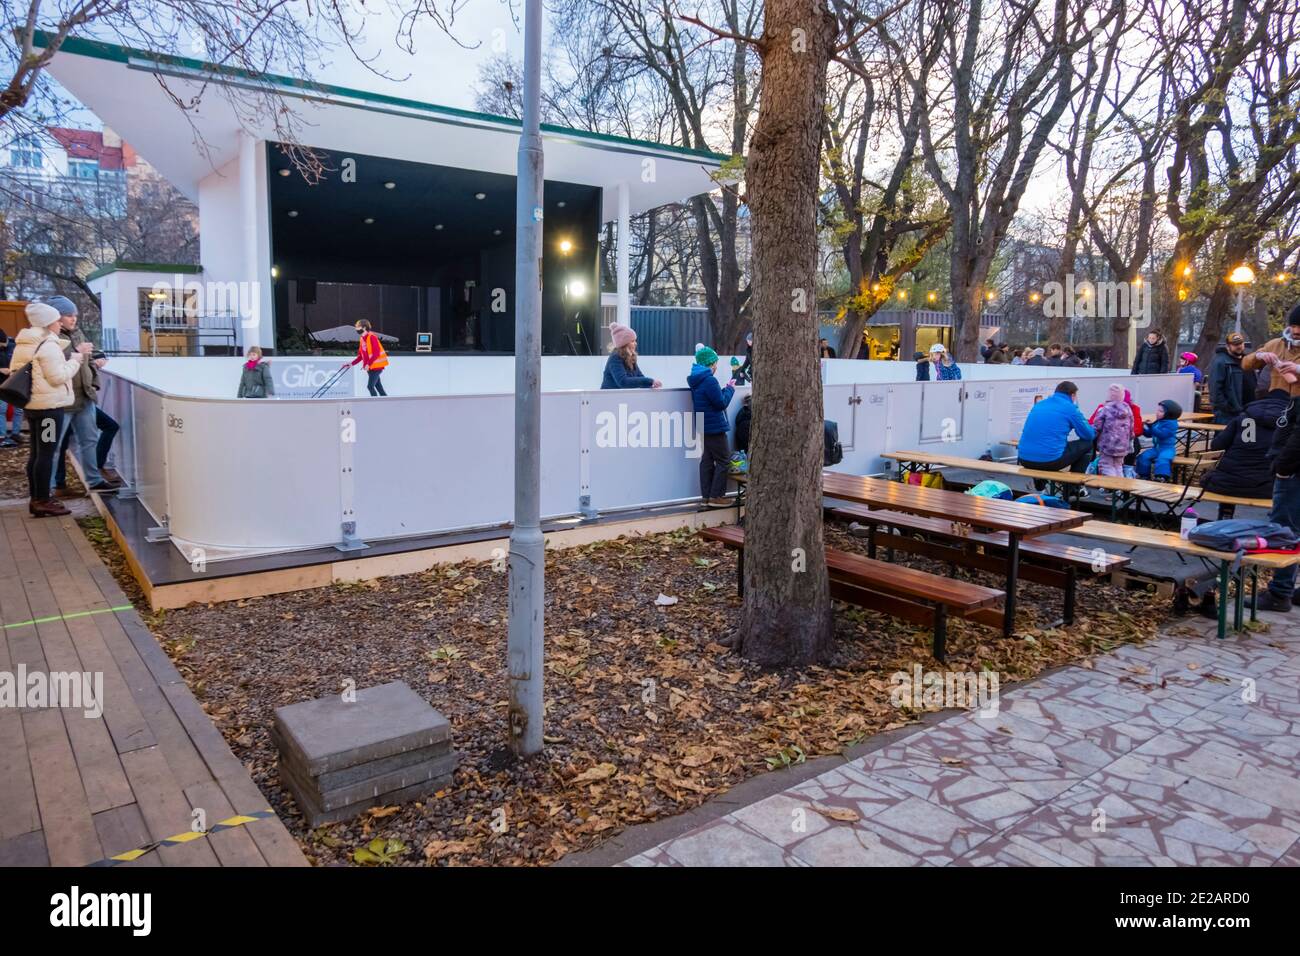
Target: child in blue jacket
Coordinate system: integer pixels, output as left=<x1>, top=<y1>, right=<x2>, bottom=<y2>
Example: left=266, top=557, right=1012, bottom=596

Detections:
left=1136, top=399, right=1182, bottom=480
left=688, top=345, right=736, bottom=506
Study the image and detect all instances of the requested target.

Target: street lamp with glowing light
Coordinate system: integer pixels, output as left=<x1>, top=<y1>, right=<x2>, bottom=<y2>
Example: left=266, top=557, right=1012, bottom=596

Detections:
left=1228, top=264, right=1256, bottom=335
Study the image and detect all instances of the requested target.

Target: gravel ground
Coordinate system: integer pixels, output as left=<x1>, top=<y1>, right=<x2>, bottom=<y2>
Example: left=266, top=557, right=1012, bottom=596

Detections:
left=79, top=516, right=1170, bottom=866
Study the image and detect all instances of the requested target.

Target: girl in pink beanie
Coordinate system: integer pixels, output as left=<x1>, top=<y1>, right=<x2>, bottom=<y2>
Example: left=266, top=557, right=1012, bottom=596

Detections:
left=601, top=323, right=661, bottom=389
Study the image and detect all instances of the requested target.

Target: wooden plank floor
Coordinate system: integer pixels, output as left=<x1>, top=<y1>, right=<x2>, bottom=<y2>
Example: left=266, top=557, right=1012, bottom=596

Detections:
left=0, top=503, right=306, bottom=867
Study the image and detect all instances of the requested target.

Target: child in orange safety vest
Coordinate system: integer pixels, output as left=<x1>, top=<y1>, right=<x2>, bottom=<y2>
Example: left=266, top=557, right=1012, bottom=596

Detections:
left=342, top=319, right=389, bottom=396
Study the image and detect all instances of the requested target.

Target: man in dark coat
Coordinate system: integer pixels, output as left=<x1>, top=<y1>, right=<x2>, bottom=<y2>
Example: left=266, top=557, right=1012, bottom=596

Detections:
left=1131, top=330, right=1169, bottom=374
left=1200, top=389, right=1288, bottom=511
left=1207, top=332, right=1249, bottom=424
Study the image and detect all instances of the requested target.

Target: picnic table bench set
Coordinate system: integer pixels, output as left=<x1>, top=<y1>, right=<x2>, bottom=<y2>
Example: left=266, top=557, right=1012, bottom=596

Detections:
left=702, top=408, right=1299, bottom=655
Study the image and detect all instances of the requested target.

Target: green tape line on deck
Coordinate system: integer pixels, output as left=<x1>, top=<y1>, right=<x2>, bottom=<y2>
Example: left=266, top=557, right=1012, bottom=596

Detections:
left=3, top=604, right=134, bottom=630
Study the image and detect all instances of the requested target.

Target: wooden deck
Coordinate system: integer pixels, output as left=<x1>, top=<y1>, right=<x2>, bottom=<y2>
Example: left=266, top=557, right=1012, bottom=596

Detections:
left=0, top=504, right=306, bottom=867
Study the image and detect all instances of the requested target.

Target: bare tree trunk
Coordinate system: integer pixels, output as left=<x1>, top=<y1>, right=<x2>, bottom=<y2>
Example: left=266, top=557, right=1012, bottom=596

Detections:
left=739, top=0, right=836, bottom=667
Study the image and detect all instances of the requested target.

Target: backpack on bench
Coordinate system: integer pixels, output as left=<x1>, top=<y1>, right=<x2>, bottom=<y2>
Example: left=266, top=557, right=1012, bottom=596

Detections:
left=1188, top=520, right=1300, bottom=555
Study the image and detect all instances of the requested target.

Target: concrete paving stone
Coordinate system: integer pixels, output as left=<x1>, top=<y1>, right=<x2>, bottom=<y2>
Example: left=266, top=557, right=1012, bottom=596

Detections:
left=282, top=768, right=455, bottom=829
left=280, top=749, right=459, bottom=812
left=271, top=724, right=451, bottom=791
left=659, top=819, right=790, bottom=867
left=273, top=681, right=450, bottom=775
left=787, top=821, right=924, bottom=867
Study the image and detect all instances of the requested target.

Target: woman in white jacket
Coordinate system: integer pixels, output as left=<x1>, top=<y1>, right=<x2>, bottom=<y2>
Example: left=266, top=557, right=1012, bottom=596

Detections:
left=9, top=302, right=92, bottom=517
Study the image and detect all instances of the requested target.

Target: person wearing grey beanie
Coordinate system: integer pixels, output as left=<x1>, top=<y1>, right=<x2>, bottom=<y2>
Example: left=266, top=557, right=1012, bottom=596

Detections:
left=48, top=296, right=120, bottom=496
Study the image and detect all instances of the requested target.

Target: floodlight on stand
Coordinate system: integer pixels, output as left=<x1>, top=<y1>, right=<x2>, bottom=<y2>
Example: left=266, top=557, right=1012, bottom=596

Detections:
left=559, top=239, right=573, bottom=254
left=1228, top=264, right=1256, bottom=285
left=567, top=279, right=587, bottom=299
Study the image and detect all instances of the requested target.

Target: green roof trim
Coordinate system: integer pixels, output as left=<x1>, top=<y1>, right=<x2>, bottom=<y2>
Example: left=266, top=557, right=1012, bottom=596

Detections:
left=86, top=261, right=202, bottom=282
left=37, top=32, right=730, bottom=165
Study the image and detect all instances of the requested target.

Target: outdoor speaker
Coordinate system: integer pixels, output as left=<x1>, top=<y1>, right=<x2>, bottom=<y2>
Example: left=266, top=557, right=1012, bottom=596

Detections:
left=297, top=277, right=317, bottom=305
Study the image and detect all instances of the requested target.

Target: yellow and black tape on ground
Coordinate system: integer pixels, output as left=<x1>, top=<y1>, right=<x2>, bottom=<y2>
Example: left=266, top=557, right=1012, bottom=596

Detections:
left=88, top=809, right=278, bottom=867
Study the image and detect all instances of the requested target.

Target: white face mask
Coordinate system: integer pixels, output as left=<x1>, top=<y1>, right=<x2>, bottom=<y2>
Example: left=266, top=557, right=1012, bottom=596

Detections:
left=1285, top=327, right=1300, bottom=346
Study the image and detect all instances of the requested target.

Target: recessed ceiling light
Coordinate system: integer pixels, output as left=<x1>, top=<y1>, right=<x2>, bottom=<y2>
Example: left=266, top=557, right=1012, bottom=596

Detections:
left=434, top=224, right=444, bottom=230
left=384, top=181, right=396, bottom=189
left=493, top=228, right=502, bottom=235
left=288, top=210, right=298, bottom=217
left=278, top=169, right=291, bottom=177
left=364, top=217, right=374, bottom=224
left=475, top=192, right=486, bottom=200
left=557, top=201, right=566, bottom=208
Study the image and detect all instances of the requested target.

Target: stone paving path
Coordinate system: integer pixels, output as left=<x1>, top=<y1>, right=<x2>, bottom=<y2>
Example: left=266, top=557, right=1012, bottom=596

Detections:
left=625, top=614, right=1300, bottom=866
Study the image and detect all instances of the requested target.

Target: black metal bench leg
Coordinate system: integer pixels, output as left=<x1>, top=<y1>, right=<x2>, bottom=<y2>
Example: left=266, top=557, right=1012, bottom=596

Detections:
left=1063, top=566, right=1077, bottom=625
left=1251, top=567, right=1258, bottom=622
left=933, top=603, right=947, bottom=662
left=1003, top=536, right=1020, bottom=638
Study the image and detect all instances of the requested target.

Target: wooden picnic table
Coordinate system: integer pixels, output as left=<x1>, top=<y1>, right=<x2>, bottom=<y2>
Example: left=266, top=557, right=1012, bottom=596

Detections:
left=820, top=471, right=1088, bottom=637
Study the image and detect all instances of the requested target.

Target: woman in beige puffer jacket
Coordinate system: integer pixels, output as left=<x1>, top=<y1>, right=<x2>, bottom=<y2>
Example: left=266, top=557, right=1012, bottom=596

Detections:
left=8, top=302, right=91, bottom=517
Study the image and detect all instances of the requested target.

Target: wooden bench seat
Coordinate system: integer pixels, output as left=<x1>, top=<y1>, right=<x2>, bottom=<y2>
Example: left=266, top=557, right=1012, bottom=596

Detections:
left=828, top=504, right=1129, bottom=624
left=700, top=525, right=1004, bottom=660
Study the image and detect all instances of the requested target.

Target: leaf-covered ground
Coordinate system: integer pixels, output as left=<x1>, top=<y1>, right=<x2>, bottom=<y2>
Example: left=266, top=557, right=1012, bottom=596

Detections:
left=80, top=516, right=1171, bottom=866
left=0, top=439, right=87, bottom=501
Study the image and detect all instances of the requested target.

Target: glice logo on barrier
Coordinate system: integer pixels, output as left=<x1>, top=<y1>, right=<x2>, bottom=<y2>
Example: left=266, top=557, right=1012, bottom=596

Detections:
left=889, top=664, right=1000, bottom=717
left=0, top=666, right=104, bottom=718
left=594, top=405, right=705, bottom=459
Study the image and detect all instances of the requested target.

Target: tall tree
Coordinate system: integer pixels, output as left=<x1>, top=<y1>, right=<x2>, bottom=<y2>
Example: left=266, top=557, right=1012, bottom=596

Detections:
left=739, top=0, right=838, bottom=665
left=915, top=0, right=1121, bottom=361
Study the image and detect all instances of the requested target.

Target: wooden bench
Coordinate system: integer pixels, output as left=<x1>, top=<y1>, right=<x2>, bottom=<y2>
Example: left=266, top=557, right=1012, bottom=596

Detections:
left=700, top=525, right=1004, bottom=661
left=828, top=504, right=1129, bottom=624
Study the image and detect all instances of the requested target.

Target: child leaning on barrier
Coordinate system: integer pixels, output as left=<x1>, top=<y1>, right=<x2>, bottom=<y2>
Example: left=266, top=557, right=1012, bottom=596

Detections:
left=1135, top=399, right=1182, bottom=480
left=1091, top=383, right=1134, bottom=477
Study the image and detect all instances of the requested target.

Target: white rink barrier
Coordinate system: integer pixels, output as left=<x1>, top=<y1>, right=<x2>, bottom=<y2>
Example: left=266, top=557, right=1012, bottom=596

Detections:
left=96, top=357, right=1194, bottom=562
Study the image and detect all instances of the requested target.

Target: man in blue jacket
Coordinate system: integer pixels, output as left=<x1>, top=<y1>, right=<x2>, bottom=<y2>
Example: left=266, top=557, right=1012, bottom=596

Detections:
left=688, top=345, right=736, bottom=507
left=1017, top=381, right=1096, bottom=480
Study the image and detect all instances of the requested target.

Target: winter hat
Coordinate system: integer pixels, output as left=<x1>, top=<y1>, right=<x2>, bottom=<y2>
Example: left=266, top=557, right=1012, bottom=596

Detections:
left=1031, top=347, right=1045, bottom=357
left=929, top=343, right=946, bottom=354
left=1159, top=399, right=1183, bottom=420
left=25, top=301, right=61, bottom=328
left=913, top=351, right=925, bottom=361
left=729, top=356, right=740, bottom=367
left=45, top=295, right=77, bottom=316
left=1180, top=351, right=1198, bottom=364
left=609, top=322, right=636, bottom=349
left=1107, top=383, right=1124, bottom=402
left=695, top=345, right=719, bottom=367
left=1286, top=301, right=1300, bottom=329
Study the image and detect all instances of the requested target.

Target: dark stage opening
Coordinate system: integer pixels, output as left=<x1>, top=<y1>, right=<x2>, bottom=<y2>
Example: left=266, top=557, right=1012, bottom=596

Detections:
left=268, top=144, right=601, bottom=354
